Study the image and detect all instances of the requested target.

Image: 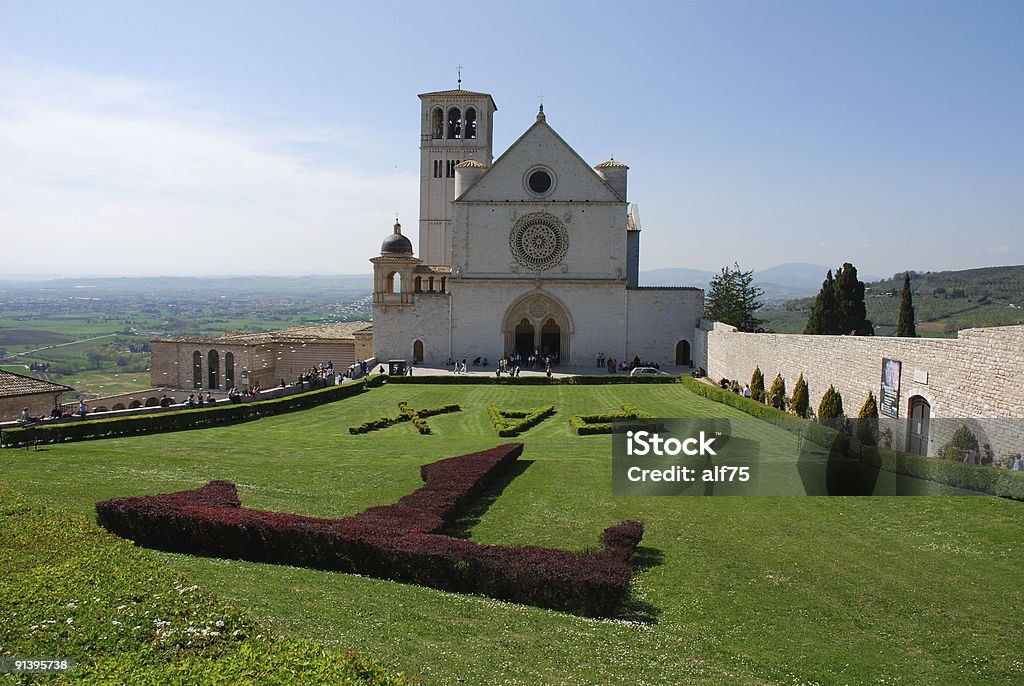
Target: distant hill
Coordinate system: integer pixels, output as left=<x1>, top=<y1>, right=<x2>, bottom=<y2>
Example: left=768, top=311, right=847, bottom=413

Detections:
left=641, top=263, right=851, bottom=305
left=762, top=265, right=1024, bottom=336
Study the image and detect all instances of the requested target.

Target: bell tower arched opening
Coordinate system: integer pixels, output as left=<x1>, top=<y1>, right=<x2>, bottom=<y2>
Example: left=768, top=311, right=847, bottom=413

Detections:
left=447, top=107, right=461, bottom=139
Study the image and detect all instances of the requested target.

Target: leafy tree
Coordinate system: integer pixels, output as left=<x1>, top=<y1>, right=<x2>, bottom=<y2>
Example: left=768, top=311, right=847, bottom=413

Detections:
left=804, top=270, right=839, bottom=334
left=855, top=390, right=879, bottom=446
left=790, top=373, right=809, bottom=418
left=750, top=367, right=765, bottom=403
left=804, top=264, right=873, bottom=335
left=768, top=373, right=786, bottom=410
left=705, top=263, right=765, bottom=332
left=896, top=272, right=917, bottom=337
left=833, top=263, right=874, bottom=335
left=818, top=384, right=844, bottom=422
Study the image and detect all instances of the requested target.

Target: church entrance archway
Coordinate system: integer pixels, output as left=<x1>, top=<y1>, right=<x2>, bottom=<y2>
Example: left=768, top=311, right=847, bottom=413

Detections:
left=502, top=293, right=572, bottom=364
left=514, top=319, right=535, bottom=358
left=675, top=340, right=691, bottom=366
left=907, top=396, right=930, bottom=456
left=541, top=319, right=560, bottom=359
left=413, top=339, right=424, bottom=363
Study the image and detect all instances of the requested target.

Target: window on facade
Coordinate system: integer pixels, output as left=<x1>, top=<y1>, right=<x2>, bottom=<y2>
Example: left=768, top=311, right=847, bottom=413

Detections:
left=447, top=107, right=461, bottom=139
left=433, top=160, right=442, bottom=178
left=431, top=108, right=444, bottom=139
left=465, top=108, right=477, bottom=139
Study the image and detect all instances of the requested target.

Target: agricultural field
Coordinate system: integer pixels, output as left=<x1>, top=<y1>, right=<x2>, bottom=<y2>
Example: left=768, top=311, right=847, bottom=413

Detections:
left=1, top=383, right=1021, bottom=684
left=0, top=276, right=372, bottom=399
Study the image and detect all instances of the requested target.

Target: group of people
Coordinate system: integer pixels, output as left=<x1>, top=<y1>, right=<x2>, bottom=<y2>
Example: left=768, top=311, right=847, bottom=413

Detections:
left=185, top=392, right=218, bottom=408
left=298, top=361, right=336, bottom=389
left=347, top=359, right=369, bottom=380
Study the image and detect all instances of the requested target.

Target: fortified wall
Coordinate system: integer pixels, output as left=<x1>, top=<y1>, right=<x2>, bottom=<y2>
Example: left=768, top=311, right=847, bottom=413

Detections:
left=706, top=323, right=1024, bottom=458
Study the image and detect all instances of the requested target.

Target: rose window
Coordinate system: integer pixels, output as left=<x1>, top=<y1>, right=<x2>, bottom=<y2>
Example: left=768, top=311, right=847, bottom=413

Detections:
left=509, top=213, right=568, bottom=270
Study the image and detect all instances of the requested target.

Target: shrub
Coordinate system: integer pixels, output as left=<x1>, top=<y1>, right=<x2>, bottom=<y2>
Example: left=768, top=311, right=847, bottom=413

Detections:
left=570, top=405, right=660, bottom=435
left=1, top=381, right=368, bottom=448
left=790, top=373, right=809, bottom=418
left=349, top=402, right=460, bottom=435
left=877, top=448, right=1024, bottom=500
left=380, top=375, right=679, bottom=386
left=750, top=367, right=765, bottom=403
left=487, top=405, right=556, bottom=437
left=96, top=444, right=644, bottom=617
left=818, top=385, right=844, bottom=422
left=768, top=373, right=786, bottom=410
left=855, top=391, right=880, bottom=447
left=941, top=424, right=980, bottom=461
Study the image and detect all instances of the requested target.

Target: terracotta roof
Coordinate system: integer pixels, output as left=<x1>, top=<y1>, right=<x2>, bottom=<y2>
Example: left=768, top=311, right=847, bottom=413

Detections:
left=455, top=159, right=488, bottom=169
left=595, top=159, right=629, bottom=170
left=414, top=264, right=453, bottom=274
left=0, top=369, right=73, bottom=398
left=154, top=322, right=372, bottom=346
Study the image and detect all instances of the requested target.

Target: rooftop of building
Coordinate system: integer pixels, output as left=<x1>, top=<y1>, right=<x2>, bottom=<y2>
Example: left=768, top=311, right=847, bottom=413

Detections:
left=0, top=369, right=73, bottom=398
left=153, top=321, right=373, bottom=346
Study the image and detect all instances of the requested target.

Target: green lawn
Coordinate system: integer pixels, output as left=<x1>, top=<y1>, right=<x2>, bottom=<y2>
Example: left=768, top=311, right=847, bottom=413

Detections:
left=1, top=383, right=1021, bottom=685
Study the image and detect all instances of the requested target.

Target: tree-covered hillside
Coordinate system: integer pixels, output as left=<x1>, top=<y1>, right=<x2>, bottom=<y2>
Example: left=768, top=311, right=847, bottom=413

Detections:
left=763, top=265, right=1024, bottom=336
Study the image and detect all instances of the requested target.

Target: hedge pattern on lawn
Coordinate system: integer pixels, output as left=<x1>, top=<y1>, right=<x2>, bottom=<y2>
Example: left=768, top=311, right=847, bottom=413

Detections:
left=0, top=381, right=368, bottom=448
left=95, top=443, right=644, bottom=617
left=487, top=404, right=556, bottom=437
left=570, top=404, right=662, bottom=435
left=348, top=402, right=460, bottom=435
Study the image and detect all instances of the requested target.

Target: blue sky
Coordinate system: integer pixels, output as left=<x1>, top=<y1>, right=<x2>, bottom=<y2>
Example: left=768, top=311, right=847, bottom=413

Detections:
left=1, top=0, right=1021, bottom=277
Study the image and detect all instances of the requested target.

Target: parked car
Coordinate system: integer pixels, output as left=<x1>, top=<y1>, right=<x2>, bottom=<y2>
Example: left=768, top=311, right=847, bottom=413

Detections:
left=630, top=366, right=668, bottom=377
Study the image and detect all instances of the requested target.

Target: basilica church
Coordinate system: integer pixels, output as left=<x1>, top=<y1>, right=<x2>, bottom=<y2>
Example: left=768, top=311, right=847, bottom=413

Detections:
left=370, top=86, right=705, bottom=368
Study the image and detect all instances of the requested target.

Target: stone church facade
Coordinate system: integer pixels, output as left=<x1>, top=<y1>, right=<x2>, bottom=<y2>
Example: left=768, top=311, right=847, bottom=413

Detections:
left=371, top=87, right=704, bottom=367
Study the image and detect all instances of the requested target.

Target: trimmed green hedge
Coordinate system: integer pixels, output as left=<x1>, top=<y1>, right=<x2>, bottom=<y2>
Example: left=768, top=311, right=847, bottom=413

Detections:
left=487, top=404, right=556, bottom=437
left=872, top=447, right=1024, bottom=499
left=348, top=401, right=460, bottom=435
left=681, top=376, right=849, bottom=453
left=381, top=374, right=679, bottom=385
left=0, top=382, right=368, bottom=448
left=570, top=404, right=662, bottom=436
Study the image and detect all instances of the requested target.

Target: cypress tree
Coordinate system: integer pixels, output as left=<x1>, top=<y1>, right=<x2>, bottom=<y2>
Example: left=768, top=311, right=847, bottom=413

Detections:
left=804, top=270, right=838, bottom=334
left=768, top=373, right=787, bottom=410
left=833, top=263, right=874, bottom=335
left=750, top=367, right=765, bottom=403
left=818, top=384, right=844, bottom=422
left=790, top=373, right=809, bottom=418
left=896, top=272, right=917, bottom=337
left=855, top=390, right=879, bottom=446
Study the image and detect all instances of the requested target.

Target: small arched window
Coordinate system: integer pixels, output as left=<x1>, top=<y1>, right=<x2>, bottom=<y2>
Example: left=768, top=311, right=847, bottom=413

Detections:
left=447, top=107, right=461, bottom=139
left=414, top=276, right=422, bottom=292
left=465, top=108, right=477, bottom=139
left=428, top=276, right=435, bottom=292
left=386, top=271, right=402, bottom=294
left=440, top=277, right=447, bottom=293
left=431, top=107, right=444, bottom=139
left=192, top=351, right=202, bottom=389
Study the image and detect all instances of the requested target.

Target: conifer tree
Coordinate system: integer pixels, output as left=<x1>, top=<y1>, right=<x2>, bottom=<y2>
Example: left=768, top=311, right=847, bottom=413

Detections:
left=768, top=373, right=787, bottom=410
left=896, top=272, right=917, bottom=337
left=855, top=390, right=879, bottom=446
left=790, top=373, right=809, bottom=418
left=818, top=384, right=844, bottom=422
left=804, top=270, right=839, bottom=334
left=705, top=263, right=765, bottom=332
left=750, top=367, right=765, bottom=403
left=833, top=263, right=874, bottom=335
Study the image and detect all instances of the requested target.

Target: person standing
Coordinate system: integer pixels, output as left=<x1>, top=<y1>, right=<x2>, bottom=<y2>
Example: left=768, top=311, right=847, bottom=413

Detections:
left=78, top=400, right=87, bottom=419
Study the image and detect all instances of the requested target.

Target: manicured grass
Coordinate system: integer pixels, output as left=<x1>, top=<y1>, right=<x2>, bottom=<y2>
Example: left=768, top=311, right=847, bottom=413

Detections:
left=0, top=485, right=408, bottom=684
left=1, top=383, right=1022, bottom=684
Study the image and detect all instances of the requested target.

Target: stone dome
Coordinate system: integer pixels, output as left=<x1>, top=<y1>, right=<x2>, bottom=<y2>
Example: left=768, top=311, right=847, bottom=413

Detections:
left=380, top=220, right=413, bottom=255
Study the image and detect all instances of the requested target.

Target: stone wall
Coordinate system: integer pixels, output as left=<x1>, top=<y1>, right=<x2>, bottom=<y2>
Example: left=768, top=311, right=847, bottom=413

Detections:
left=0, top=392, right=62, bottom=421
left=706, top=323, right=1024, bottom=457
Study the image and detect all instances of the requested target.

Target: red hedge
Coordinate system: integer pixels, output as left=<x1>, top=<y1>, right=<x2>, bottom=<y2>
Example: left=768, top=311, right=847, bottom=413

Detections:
left=96, top=443, right=644, bottom=616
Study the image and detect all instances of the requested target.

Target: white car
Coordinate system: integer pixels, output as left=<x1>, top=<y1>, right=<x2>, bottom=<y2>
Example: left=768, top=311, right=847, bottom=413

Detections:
left=630, top=367, right=669, bottom=377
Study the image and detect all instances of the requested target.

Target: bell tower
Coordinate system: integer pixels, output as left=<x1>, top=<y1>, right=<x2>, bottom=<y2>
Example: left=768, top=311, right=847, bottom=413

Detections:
left=418, top=84, right=496, bottom=266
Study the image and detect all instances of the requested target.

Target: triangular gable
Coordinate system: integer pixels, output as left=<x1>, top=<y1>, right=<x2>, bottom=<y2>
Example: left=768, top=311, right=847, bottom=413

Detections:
left=457, top=118, right=623, bottom=203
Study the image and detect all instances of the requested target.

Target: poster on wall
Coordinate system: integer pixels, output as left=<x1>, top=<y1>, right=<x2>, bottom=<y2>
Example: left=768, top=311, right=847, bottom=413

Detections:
left=880, top=358, right=902, bottom=418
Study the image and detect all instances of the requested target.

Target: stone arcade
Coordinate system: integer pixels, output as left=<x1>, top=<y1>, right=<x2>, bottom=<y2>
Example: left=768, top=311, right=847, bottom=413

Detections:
left=370, top=86, right=704, bottom=368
